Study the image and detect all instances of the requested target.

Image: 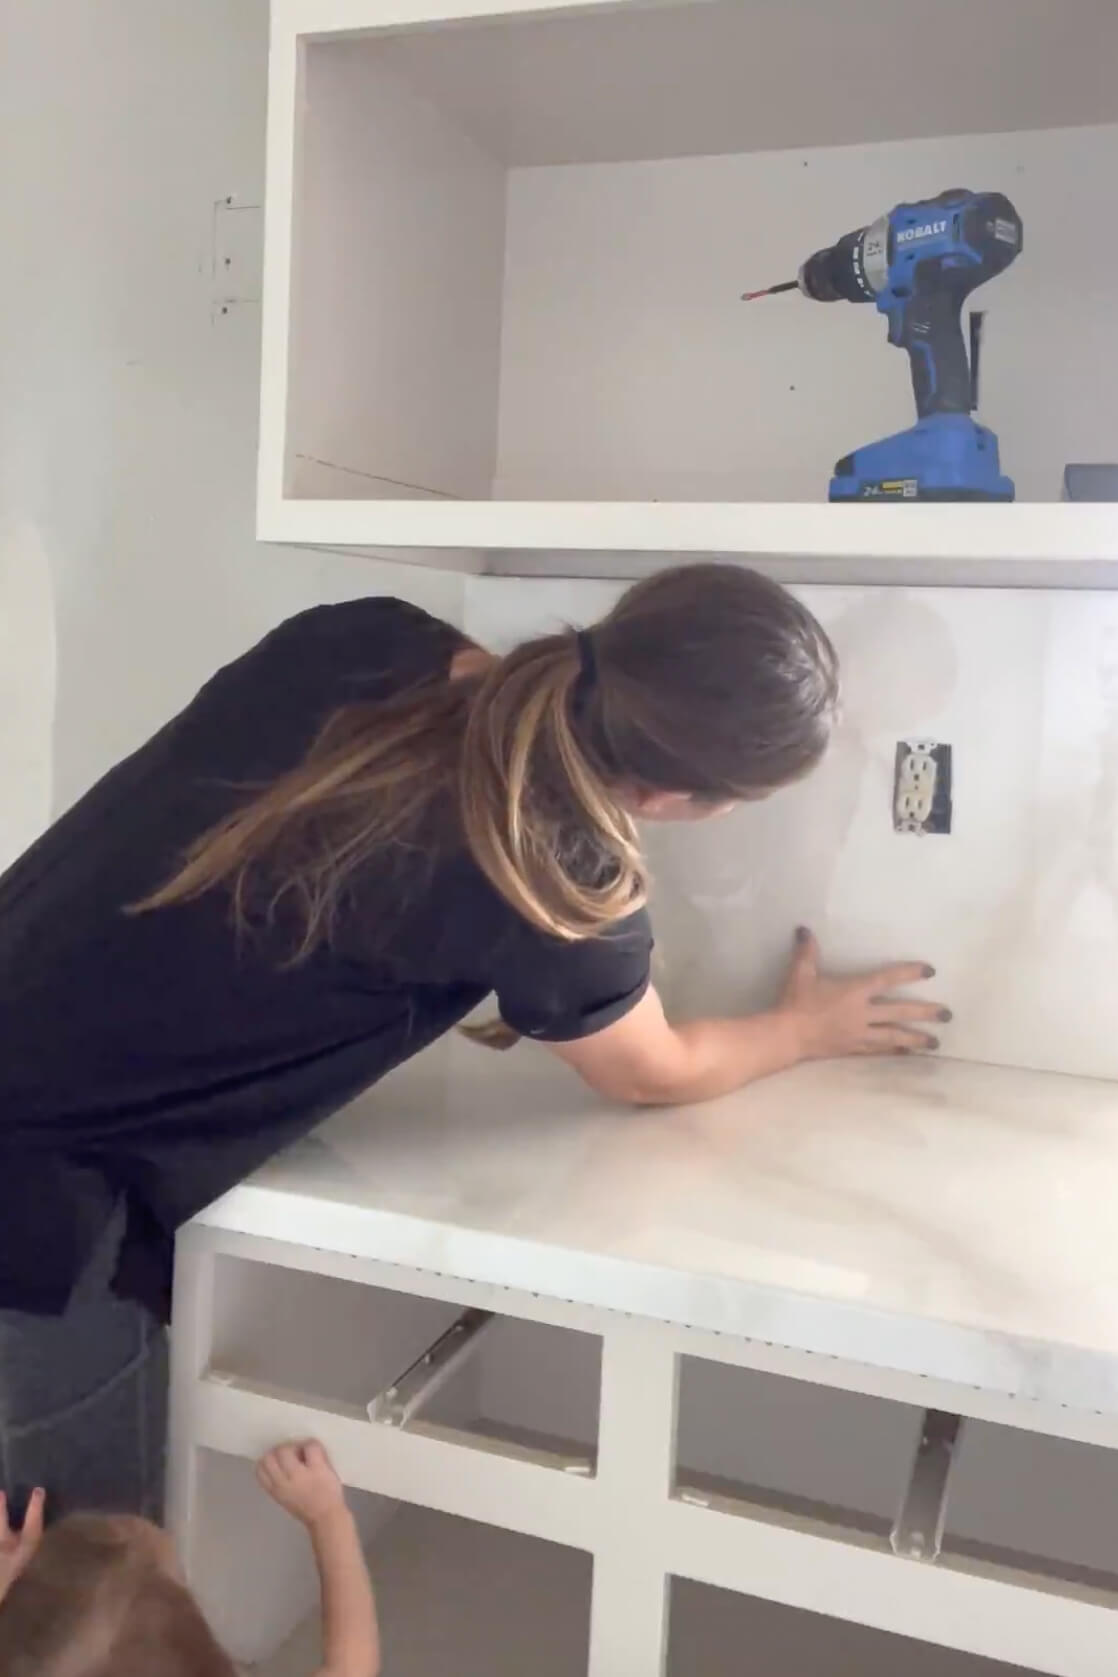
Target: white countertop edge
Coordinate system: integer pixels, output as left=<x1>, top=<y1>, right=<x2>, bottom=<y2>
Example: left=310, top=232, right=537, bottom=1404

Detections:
left=192, top=1182, right=1118, bottom=1420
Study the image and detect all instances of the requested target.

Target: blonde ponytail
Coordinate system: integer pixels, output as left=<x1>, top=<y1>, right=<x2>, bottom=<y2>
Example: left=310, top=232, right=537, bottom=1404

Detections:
left=459, top=636, right=646, bottom=941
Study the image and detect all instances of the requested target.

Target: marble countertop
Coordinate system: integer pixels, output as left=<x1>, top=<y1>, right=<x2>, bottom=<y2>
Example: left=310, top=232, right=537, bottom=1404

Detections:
left=196, top=1043, right=1118, bottom=1414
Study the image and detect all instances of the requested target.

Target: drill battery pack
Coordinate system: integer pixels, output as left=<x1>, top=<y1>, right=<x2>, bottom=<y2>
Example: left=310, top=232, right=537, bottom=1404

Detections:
left=829, top=412, right=1015, bottom=501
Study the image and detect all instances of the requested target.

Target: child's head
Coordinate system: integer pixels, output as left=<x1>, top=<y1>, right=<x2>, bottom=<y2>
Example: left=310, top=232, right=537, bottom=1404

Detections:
left=0, top=1513, right=236, bottom=1677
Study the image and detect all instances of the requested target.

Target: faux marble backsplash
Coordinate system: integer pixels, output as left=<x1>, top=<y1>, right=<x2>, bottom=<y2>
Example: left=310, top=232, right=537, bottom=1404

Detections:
left=464, top=576, right=1118, bottom=1083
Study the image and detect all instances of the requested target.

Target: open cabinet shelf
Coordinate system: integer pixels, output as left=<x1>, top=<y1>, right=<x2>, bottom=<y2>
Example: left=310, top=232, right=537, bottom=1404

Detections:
left=260, top=0, right=1118, bottom=578
left=262, top=1504, right=1038, bottom=1677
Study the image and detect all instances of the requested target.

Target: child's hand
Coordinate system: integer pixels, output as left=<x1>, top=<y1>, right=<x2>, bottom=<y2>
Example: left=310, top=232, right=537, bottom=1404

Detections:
left=0, top=1488, right=45, bottom=1602
left=256, top=1441, right=348, bottom=1530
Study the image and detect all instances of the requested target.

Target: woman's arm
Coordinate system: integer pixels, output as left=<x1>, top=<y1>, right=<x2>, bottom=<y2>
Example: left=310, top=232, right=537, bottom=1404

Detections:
left=547, top=930, right=945, bottom=1106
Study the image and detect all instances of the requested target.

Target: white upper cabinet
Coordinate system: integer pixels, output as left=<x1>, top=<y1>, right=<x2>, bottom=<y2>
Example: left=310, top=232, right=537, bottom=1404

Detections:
left=260, top=0, right=1118, bottom=581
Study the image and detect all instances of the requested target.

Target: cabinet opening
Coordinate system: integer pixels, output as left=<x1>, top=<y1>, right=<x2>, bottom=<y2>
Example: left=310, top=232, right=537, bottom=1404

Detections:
left=291, top=1507, right=590, bottom=1677
left=208, top=1257, right=601, bottom=1468
left=673, top=1357, right=1118, bottom=1602
left=674, top=1354, right=923, bottom=1540
left=190, top=1449, right=592, bottom=1675
left=667, top=1576, right=1035, bottom=1677
left=941, top=1418, right=1118, bottom=1587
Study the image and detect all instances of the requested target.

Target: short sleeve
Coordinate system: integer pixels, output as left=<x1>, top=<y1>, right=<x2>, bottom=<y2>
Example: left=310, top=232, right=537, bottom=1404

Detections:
left=492, top=908, right=653, bottom=1044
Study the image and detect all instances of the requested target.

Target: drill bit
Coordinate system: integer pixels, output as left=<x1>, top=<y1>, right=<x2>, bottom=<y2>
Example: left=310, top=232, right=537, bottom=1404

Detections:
left=740, top=280, right=798, bottom=300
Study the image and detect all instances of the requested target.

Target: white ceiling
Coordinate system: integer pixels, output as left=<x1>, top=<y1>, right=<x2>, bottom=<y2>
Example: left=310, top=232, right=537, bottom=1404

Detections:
left=365, top=0, right=1118, bottom=167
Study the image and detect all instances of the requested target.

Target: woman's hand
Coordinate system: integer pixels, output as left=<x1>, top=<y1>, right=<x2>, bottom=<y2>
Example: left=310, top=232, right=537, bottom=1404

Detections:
left=0, top=1487, right=45, bottom=1602
left=257, top=1441, right=348, bottom=1531
left=780, top=928, right=946, bottom=1059
left=548, top=929, right=948, bottom=1106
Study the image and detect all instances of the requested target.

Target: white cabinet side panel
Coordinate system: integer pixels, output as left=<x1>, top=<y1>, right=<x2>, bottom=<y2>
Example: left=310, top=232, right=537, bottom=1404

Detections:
left=293, top=41, right=506, bottom=500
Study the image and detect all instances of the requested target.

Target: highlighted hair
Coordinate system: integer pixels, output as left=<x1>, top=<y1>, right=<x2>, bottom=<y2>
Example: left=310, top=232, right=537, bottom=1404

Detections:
left=138, top=565, right=838, bottom=951
left=0, top=1515, right=237, bottom=1677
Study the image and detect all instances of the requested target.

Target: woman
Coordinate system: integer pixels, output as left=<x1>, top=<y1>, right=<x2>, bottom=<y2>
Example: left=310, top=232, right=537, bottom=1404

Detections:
left=0, top=564, right=941, bottom=1516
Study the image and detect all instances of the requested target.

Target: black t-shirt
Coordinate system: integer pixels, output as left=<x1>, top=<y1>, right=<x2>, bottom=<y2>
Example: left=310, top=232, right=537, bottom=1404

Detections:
left=0, top=600, right=651, bottom=1319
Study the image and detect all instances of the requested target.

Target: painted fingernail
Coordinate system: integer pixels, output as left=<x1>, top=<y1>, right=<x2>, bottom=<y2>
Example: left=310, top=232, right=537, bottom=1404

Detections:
left=926, top=1037, right=940, bottom=1051
left=795, top=926, right=809, bottom=943
left=938, top=1008, right=953, bottom=1023
left=923, top=964, right=936, bottom=978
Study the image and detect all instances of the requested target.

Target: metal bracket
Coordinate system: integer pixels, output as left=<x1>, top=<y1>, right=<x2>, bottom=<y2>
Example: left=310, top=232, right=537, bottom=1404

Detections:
left=891, top=1409, right=963, bottom=1561
left=210, top=194, right=263, bottom=321
left=367, top=1309, right=494, bottom=1429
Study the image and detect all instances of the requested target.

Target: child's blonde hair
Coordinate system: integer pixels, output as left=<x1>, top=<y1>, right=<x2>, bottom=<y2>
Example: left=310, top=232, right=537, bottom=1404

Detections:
left=0, top=1513, right=236, bottom=1677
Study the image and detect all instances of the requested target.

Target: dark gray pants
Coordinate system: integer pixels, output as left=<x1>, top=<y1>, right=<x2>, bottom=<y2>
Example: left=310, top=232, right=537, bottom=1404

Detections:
left=0, top=1196, right=168, bottom=1520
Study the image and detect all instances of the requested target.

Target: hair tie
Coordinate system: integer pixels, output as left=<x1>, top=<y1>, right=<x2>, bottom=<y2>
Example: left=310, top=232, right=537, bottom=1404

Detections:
left=574, top=629, right=598, bottom=701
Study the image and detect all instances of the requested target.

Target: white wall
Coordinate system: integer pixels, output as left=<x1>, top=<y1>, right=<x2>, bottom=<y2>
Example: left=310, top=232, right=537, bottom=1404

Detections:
left=495, top=123, right=1118, bottom=502
left=0, top=1, right=464, bottom=825
left=0, top=521, right=55, bottom=869
left=465, top=575, right=1118, bottom=1084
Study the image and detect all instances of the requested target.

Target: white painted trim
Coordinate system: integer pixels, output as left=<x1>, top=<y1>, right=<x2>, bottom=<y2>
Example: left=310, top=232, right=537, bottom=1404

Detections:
left=193, top=1378, right=600, bottom=1551
left=256, top=13, right=302, bottom=524
left=166, top=1230, right=218, bottom=1572
left=588, top=1327, right=677, bottom=1676
left=273, top=0, right=661, bottom=41
left=255, top=499, right=1118, bottom=579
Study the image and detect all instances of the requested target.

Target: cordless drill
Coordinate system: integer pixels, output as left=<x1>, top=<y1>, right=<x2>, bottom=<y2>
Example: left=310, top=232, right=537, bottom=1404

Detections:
left=745, top=189, right=1023, bottom=500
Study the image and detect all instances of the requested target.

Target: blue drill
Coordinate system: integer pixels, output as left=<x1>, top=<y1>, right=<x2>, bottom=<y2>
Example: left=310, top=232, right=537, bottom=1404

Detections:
left=746, top=189, right=1023, bottom=500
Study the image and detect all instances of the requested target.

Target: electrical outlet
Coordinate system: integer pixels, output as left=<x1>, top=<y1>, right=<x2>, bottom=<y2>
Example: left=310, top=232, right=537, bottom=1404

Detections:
left=894, top=741, right=952, bottom=835
left=897, top=744, right=937, bottom=825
